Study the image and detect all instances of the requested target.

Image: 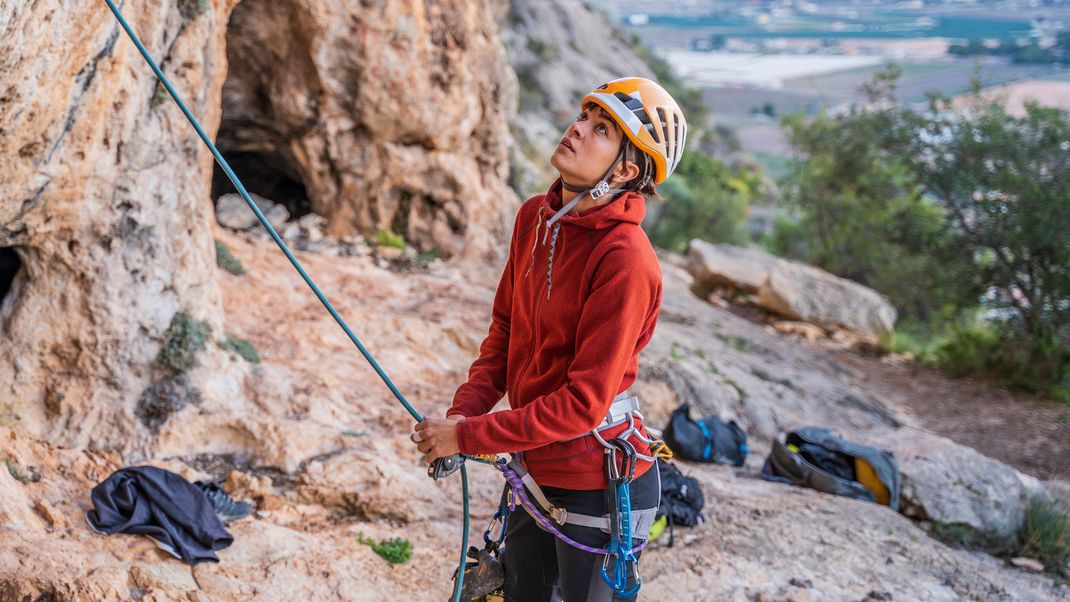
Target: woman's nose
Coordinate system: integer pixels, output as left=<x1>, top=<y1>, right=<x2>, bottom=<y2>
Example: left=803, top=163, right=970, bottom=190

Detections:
left=566, top=120, right=585, bottom=139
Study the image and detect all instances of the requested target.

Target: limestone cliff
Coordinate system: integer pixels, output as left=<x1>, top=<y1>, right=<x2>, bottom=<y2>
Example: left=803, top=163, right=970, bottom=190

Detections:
left=0, top=0, right=517, bottom=456
left=1, top=0, right=233, bottom=453
left=214, top=0, right=517, bottom=260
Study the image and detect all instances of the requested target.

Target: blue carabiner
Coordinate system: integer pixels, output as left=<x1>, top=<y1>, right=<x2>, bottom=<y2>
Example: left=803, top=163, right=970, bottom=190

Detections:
left=598, top=479, right=642, bottom=598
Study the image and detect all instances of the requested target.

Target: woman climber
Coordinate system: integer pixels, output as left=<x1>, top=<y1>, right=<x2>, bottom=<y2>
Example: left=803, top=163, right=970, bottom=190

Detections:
left=410, top=77, right=687, bottom=602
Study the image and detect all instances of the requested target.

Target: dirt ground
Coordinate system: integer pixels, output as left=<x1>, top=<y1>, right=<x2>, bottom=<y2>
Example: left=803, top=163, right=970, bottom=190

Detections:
left=830, top=348, right=1070, bottom=483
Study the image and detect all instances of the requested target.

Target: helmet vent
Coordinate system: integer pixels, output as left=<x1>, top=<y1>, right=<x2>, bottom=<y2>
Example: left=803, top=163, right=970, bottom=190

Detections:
left=657, top=107, right=671, bottom=158
left=615, top=91, right=658, bottom=143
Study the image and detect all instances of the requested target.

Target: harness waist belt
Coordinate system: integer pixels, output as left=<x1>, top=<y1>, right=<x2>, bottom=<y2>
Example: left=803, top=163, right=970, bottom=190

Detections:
left=563, top=392, right=641, bottom=442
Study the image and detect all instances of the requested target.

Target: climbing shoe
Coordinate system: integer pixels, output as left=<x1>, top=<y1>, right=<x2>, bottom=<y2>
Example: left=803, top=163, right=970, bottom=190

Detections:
left=195, top=481, right=253, bottom=523
left=450, top=545, right=505, bottom=601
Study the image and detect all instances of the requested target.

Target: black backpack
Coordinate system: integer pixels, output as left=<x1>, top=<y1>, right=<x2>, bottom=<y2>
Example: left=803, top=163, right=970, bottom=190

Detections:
left=655, top=460, right=704, bottom=547
left=663, top=403, right=750, bottom=466
left=760, top=427, right=901, bottom=510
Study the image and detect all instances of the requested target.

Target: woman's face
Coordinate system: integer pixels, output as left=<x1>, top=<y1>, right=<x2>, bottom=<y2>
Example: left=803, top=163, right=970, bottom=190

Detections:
left=551, top=104, right=637, bottom=188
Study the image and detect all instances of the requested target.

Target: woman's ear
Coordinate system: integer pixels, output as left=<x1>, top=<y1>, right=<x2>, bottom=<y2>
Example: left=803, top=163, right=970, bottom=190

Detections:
left=610, top=159, right=640, bottom=187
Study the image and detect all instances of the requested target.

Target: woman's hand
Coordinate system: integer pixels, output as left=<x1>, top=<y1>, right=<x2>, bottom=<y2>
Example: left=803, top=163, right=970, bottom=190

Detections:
left=411, top=416, right=465, bottom=463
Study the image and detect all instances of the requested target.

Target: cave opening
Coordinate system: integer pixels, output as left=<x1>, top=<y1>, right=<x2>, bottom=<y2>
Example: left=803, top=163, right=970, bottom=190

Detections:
left=210, top=149, right=311, bottom=220
left=210, top=0, right=315, bottom=221
left=0, top=247, right=22, bottom=307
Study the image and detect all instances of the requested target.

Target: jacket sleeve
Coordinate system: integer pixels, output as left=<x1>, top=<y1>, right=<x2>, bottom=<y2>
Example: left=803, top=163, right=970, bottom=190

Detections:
left=455, top=244, right=661, bottom=454
left=445, top=206, right=522, bottom=419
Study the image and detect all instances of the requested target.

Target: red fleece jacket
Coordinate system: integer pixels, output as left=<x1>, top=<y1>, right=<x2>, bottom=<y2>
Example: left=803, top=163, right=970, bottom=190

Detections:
left=448, top=180, right=663, bottom=490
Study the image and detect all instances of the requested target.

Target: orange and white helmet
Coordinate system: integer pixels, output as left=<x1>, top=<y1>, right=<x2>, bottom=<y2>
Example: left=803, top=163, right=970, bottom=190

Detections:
left=582, top=77, right=687, bottom=185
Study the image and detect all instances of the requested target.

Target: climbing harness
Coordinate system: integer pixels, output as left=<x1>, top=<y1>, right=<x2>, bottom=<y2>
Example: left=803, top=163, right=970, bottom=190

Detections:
left=488, top=391, right=672, bottom=598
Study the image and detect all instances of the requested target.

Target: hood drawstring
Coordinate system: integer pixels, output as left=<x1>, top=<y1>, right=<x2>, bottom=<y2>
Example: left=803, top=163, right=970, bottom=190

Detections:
left=534, top=146, right=629, bottom=297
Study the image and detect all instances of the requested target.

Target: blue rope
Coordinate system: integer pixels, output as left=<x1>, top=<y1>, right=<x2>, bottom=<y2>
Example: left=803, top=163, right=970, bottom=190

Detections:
left=101, top=2, right=467, bottom=599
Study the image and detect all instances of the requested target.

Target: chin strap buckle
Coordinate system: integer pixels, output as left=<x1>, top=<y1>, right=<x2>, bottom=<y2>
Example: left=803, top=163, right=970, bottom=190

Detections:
left=589, top=179, right=611, bottom=200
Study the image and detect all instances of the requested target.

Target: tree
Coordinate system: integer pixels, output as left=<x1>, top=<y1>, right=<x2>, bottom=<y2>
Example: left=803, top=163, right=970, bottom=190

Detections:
left=644, top=151, right=755, bottom=252
left=776, top=65, right=1070, bottom=396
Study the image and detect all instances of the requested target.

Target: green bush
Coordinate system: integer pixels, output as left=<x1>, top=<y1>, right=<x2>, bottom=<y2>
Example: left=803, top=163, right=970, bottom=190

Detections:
left=1019, top=498, right=1070, bottom=574
left=775, top=64, right=1070, bottom=396
left=358, top=533, right=412, bottom=565
left=375, top=229, right=406, bottom=250
left=214, top=239, right=245, bottom=276
left=526, top=36, right=558, bottom=61
left=178, top=0, right=209, bottom=25
left=157, top=312, right=211, bottom=373
left=643, top=151, right=754, bottom=251
left=219, top=335, right=260, bottom=364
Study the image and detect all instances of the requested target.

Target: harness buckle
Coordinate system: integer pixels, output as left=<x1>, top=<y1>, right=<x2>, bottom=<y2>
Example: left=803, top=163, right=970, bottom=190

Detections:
left=549, top=506, right=568, bottom=525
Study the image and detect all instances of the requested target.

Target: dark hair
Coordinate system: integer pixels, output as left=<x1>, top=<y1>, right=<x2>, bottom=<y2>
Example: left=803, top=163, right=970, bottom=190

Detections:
left=621, top=139, right=661, bottom=199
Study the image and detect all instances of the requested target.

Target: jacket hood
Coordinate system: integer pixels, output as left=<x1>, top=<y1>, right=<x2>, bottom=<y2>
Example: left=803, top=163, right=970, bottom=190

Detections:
left=539, top=178, right=647, bottom=230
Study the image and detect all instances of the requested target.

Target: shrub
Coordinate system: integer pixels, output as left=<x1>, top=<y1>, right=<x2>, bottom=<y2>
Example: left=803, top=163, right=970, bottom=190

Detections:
left=157, top=313, right=211, bottom=373
left=358, top=533, right=412, bottom=565
left=375, top=229, right=406, bottom=250
left=215, top=239, right=245, bottom=276
left=1019, top=498, right=1070, bottom=574
left=219, top=335, right=260, bottom=364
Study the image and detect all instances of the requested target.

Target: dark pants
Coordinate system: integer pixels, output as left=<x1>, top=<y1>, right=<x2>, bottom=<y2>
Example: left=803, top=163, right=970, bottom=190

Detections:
left=500, top=462, right=660, bottom=602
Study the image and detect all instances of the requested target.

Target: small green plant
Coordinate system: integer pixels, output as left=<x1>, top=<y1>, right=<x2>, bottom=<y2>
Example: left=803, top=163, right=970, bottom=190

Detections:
left=1019, top=498, right=1070, bottom=574
left=526, top=36, right=558, bottom=61
left=5, top=457, right=39, bottom=484
left=730, top=336, right=749, bottom=352
left=669, top=343, right=685, bottom=361
left=358, top=533, right=412, bottom=565
left=177, top=0, right=210, bottom=25
left=724, top=377, right=747, bottom=399
left=375, top=229, right=406, bottom=250
left=416, top=249, right=440, bottom=264
left=158, top=312, right=211, bottom=373
left=214, top=239, right=245, bottom=276
left=930, top=522, right=1012, bottom=554
left=751, top=367, right=795, bottom=390
left=149, top=81, right=169, bottom=109
left=219, top=335, right=260, bottom=364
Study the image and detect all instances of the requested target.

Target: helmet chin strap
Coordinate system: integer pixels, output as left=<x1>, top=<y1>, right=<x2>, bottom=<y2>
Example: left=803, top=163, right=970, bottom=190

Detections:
left=550, top=146, right=627, bottom=233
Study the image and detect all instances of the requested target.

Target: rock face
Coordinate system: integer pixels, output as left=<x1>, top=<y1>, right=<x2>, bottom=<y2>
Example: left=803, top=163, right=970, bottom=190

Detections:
left=0, top=0, right=232, bottom=452
left=868, top=427, right=1047, bottom=537
left=688, top=240, right=897, bottom=340
left=0, top=0, right=518, bottom=456
left=216, top=0, right=518, bottom=260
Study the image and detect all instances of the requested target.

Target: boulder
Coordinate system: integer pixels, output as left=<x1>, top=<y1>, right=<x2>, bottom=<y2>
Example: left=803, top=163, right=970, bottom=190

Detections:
left=687, top=241, right=896, bottom=340
left=868, top=427, right=1047, bottom=537
left=688, top=240, right=780, bottom=296
left=216, top=192, right=289, bottom=231
left=758, top=262, right=897, bottom=341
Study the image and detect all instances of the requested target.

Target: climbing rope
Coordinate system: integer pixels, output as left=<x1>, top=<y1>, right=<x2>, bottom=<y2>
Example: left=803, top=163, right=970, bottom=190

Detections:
left=101, top=1, right=471, bottom=599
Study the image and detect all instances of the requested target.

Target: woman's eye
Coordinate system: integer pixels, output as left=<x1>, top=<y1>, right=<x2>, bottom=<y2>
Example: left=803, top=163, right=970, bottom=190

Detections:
left=597, top=124, right=608, bottom=135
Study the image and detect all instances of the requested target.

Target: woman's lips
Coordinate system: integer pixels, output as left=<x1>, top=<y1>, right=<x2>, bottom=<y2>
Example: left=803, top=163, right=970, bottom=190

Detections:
left=559, top=139, right=575, bottom=153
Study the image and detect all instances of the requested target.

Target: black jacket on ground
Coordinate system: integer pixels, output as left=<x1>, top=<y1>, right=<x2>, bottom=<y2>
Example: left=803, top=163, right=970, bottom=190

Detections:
left=86, top=466, right=233, bottom=565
